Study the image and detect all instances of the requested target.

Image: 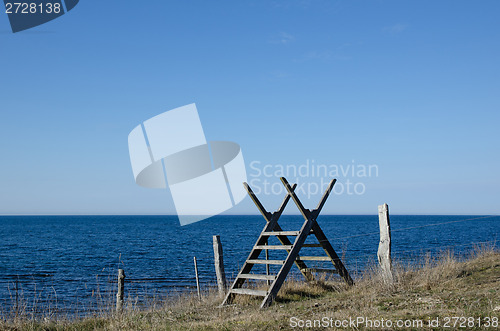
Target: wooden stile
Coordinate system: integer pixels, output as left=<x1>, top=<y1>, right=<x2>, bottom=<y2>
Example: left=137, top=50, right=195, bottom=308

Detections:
left=221, top=177, right=353, bottom=308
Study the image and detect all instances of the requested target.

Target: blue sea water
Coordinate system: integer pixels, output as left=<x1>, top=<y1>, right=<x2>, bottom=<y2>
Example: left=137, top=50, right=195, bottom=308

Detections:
left=0, top=215, right=498, bottom=316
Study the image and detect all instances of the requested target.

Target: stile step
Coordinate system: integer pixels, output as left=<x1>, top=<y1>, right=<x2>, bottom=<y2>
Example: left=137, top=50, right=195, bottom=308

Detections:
left=238, top=274, right=276, bottom=281
left=261, top=230, right=314, bottom=236
left=262, top=231, right=300, bottom=236
left=254, top=245, right=293, bottom=250
left=247, top=259, right=285, bottom=265
left=231, top=288, right=267, bottom=296
left=296, top=256, right=331, bottom=261
left=301, top=268, right=338, bottom=274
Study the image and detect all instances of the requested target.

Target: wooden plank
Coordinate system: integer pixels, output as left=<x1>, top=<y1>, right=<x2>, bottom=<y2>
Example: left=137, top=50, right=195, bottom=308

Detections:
left=311, top=179, right=336, bottom=219
left=301, top=268, right=338, bottom=274
left=231, top=288, right=267, bottom=296
left=243, top=183, right=272, bottom=222
left=273, top=183, right=297, bottom=218
left=296, top=256, right=331, bottom=261
left=254, top=245, right=293, bottom=250
left=247, top=259, right=284, bottom=265
left=238, top=274, right=276, bottom=281
left=262, top=231, right=300, bottom=236
left=378, top=203, right=393, bottom=284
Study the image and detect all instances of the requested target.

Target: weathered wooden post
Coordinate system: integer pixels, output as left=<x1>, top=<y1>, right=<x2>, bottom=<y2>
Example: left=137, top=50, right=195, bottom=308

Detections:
left=116, top=269, right=125, bottom=311
left=212, top=235, right=227, bottom=296
left=377, top=203, right=393, bottom=284
left=194, top=256, right=201, bottom=298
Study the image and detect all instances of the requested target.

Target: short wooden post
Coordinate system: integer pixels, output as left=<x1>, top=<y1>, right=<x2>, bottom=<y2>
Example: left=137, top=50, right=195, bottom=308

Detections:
left=194, top=256, right=201, bottom=298
left=377, top=203, right=393, bottom=284
left=213, top=235, right=227, bottom=296
left=116, top=269, right=125, bottom=311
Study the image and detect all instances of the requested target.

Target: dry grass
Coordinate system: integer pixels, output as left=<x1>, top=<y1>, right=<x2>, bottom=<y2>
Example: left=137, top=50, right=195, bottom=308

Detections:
left=1, top=247, right=499, bottom=330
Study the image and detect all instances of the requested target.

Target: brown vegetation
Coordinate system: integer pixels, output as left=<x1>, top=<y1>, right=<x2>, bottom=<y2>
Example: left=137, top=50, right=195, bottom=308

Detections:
left=1, top=247, right=499, bottom=330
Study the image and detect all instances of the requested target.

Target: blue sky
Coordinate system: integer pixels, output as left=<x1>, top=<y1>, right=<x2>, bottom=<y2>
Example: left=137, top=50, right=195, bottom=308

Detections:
left=1, top=0, right=499, bottom=216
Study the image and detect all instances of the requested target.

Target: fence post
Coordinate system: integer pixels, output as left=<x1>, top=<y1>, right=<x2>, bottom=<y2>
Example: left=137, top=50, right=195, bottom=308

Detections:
left=116, top=269, right=125, bottom=312
left=194, top=256, right=201, bottom=298
left=377, top=203, right=394, bottom=284
left=212, top=235, right=227, bottom=296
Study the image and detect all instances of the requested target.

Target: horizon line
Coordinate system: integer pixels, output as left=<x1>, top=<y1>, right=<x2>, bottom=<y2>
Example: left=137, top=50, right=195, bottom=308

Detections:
left=0, top=213, right=497, bottom=217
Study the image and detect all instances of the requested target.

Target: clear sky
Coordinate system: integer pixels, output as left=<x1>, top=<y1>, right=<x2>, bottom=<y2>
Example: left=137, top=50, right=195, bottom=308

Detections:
left=1, top=1, right=499, bottom=216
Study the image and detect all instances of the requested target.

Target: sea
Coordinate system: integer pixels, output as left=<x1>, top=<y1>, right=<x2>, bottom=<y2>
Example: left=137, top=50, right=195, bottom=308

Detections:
left=0, top=215, right=498, bottom=317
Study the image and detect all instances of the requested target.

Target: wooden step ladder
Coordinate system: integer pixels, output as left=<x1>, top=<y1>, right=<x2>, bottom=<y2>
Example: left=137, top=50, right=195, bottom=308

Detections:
left=222, top=177, right=353, bottom=308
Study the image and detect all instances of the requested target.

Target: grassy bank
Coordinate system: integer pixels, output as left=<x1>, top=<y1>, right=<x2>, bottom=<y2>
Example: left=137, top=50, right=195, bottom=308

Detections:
left=1, top=248, right=499, bottom=330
